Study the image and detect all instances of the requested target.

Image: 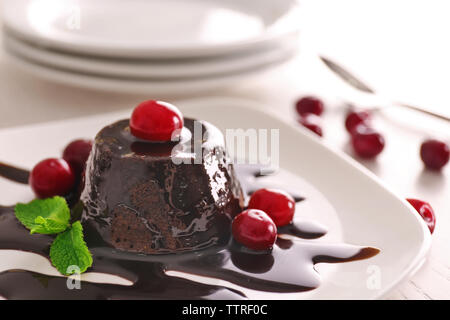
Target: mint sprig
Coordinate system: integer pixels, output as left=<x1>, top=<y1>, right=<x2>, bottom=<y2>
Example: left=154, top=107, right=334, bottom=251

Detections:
left=15, top=197, right=70, bottom=234
left=14, top=197, right=93, bottom=275
left=50, top=221, right=93, bottom=275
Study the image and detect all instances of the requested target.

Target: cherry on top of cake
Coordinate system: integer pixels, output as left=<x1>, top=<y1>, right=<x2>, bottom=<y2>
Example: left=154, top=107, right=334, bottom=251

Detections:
left=130, top=100, right=184, bottom=142
left=96, top=100, right=226, bottom=161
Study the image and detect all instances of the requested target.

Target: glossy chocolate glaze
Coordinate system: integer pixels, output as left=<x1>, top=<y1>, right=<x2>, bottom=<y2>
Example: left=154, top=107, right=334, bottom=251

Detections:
left=0, top=137, right=380, bottom=300
left=0, top=162, right=379, bottom=299
left=0, top=162, right=29, bottom=184
left=81, top=119, right=243, bottom=254
left=0, top=200, right=378, bottom=299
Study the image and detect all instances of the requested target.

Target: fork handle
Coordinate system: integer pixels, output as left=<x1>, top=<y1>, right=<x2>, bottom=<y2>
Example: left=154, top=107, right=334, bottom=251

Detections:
left=394, top=102, right=450, bottom=122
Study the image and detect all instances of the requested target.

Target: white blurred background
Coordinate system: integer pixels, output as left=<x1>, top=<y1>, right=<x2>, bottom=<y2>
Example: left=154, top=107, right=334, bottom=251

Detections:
left=0, top=0, right=450, bottom=127
left=302, top=0, right=450, bottom=118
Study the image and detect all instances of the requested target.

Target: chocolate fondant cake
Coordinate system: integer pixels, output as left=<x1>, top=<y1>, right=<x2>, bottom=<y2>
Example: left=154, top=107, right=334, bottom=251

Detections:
left=80, top=118, right=244, bottom=254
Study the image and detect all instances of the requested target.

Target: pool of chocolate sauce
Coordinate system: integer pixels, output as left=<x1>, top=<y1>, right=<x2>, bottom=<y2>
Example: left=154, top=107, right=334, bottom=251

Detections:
left=0, top=162, right=379, bottom=300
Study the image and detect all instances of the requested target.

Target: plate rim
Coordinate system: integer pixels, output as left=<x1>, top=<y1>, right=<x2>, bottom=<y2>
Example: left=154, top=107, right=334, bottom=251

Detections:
left=4, top=50, right=295, bottom=95
left=3, top=30, right=298, bottom=79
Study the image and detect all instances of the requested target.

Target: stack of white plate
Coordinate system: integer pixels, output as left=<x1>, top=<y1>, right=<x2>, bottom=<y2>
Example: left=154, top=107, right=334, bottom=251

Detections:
left=1, top=0, right=301, bottom=95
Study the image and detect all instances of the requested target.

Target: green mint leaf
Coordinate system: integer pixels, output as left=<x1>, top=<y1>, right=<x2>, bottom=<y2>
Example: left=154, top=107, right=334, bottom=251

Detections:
left=14, top=196, right=71, bottom=234
left=49, top=221, right=93, bottom=275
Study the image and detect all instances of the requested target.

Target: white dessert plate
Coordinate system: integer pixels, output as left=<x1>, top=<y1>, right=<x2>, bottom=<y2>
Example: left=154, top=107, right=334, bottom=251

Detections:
left=4, top=50, right=294, bottom=95
left=3, top=31, right=298, bottom=79
left=2, top=0, right=301, bottom=58
left=0, top=97, right=431, bottom=299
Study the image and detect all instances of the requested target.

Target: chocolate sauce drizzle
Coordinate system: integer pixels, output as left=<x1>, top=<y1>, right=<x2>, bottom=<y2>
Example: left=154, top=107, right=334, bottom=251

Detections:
left=0, top=162, right=29, bottom=184
left=0, top=163, right=379, bottom=300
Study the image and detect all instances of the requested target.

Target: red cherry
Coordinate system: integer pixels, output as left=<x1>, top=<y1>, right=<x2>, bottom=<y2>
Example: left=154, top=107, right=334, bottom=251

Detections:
left=248, top=188, right=295, bottom=227
left=29, top=158, right=76, bottom=198
left=345, top=110, right=371, bottom=134
left=298, top=114, right=323, bottom=137
left=420, top=139, right=449, bottom=170
left=295, top=96, right=324, bottom=117
left=232, top=209, right=277, bottom=250
left=406, top=198, right=436, bottom=233
left=351, top=126, right=385, bottom=159
left=130, top=100, right=184, bottom=142
left=62, top=139, right=93, bottom=175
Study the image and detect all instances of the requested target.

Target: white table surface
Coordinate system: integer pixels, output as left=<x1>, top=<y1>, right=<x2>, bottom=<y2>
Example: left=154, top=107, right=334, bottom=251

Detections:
left=0, top=1, right=449, bottom=300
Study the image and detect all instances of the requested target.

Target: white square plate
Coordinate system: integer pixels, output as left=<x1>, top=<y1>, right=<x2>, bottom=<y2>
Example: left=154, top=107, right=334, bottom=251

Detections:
left=0, top=97, right=431, bottom=299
